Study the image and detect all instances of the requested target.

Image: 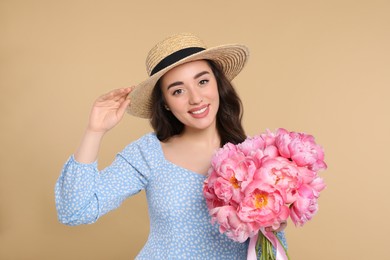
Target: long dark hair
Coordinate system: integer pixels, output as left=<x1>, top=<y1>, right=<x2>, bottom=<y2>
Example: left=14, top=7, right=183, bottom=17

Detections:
left=150, top=60, right=246, bottom=146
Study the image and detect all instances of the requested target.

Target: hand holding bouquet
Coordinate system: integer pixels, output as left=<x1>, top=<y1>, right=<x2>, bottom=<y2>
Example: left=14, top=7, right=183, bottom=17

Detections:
left=203, top=128, right=327, bottom=260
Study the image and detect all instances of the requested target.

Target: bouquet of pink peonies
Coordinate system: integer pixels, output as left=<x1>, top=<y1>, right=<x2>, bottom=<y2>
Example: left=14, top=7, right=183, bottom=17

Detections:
left=203, top=128, right=327, bottom=260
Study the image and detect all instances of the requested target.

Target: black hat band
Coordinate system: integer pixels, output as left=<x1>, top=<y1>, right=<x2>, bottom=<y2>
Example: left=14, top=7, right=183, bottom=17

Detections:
left=150, top=47, right=206, bottom=76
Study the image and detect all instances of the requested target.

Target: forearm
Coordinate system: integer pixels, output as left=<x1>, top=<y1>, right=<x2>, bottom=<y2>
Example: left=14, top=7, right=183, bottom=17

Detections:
left=72, top=87, right=132, bottom=163
left=74, top=129, right=105, bottom=163
left=55, top=156, right=100, bottom=225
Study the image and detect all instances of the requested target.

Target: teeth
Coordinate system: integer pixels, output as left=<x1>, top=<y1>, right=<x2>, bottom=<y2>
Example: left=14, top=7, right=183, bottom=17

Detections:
left=192, top=107, right=207, bottom=114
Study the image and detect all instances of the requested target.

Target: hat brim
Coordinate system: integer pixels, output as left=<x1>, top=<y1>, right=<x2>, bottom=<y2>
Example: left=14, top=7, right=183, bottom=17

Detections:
left=127, top=44, right=249, bottom=118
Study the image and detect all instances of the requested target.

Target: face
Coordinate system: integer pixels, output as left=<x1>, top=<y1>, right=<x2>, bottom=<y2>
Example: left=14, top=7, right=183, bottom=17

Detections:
left=160, top=60, right=220, bottom=132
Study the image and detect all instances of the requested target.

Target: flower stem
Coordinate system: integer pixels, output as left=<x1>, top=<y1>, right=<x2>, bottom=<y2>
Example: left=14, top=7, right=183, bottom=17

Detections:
left=258, top=233, right=276, bottom=260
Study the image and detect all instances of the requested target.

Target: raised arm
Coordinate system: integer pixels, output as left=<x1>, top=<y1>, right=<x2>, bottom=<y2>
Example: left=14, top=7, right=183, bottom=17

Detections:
left=55, top=87, right=152, bottom=225
left=75, top=87, right=132, bottom=163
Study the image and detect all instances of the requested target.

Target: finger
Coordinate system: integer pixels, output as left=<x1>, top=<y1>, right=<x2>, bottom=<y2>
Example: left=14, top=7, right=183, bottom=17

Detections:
left=116, top=98, right=131, bottom=118
left=116, top=86, right=134, bottom=102
left=111, top=88, right=131, bottom=100
left=99, top=87, right=132, bottom=102
left=115, top=87, right=134, bottom=102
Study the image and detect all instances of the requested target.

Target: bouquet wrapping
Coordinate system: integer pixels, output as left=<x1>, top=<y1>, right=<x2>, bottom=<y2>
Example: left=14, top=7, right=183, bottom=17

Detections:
left=203, top=128, right=327, bottom=260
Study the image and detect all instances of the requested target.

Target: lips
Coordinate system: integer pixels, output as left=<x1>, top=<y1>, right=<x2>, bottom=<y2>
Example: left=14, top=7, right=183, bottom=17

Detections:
left=188, top=105, right=209, bottom=118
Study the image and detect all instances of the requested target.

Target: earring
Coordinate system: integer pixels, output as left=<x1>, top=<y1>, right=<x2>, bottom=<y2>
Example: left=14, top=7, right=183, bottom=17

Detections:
left=164, top=105, right=170, bottom=111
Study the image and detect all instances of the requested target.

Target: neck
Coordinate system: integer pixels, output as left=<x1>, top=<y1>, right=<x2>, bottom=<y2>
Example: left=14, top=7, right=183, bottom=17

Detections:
left=181, top=126, right=221, bottom=148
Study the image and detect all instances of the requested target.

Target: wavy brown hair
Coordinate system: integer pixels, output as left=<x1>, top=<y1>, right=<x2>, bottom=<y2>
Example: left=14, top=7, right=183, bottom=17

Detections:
left=150, top=60, right=246, bottom=146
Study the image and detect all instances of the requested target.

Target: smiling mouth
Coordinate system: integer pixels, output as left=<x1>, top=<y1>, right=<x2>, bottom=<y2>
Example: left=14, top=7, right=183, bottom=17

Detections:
left=190, top=106, right=208, bottom=114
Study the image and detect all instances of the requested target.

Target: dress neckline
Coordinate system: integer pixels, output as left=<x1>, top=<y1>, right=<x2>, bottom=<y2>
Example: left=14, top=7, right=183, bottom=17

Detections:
left=151, top=133, right=208, bottom=179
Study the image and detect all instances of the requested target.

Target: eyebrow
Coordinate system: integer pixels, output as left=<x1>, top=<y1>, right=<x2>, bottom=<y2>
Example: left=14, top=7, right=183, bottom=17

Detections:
left=166, top=71, right=210, bottom=90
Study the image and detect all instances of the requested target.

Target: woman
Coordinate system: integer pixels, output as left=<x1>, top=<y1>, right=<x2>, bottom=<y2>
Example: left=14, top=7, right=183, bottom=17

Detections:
left=55, top=33, right=287, bottom=259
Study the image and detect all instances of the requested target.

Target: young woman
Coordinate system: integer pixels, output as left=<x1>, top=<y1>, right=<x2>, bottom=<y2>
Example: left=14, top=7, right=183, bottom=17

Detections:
left=55, top=33, right=287, bottom=259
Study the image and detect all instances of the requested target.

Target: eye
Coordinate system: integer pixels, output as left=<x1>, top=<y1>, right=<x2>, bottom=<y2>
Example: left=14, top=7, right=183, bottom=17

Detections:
left=172, top=89, right=184, bottom=96
left=199, top=79, right=209, bottom=85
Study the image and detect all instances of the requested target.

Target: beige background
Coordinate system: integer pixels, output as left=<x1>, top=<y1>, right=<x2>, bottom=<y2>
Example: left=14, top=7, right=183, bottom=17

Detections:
left=1, top=0, right=389, bottom=259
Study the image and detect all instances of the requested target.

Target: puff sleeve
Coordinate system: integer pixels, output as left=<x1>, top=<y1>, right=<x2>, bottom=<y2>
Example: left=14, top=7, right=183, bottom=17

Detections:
left=55, top=135, right=154, bottom=225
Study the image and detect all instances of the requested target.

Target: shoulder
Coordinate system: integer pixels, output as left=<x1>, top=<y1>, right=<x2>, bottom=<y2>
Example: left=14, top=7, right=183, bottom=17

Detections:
left=119, top=132, right=162, bottom=161
left=132, top=132, right=160, bottom=149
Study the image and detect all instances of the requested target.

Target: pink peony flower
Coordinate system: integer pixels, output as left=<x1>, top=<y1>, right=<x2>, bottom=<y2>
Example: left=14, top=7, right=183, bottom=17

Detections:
left=237, top=135, right=266, bottom=156
left=237, top=181, right=290, bottom=230
left=238, top=132, right=280, bottom=162
left=274, top=128, right=293, bottom=158
left=296, top=166, right=317, bottom=184
left=308, top=176, right=326, bottom=197
left=290, top=184, right=319, bottom=226
left=209, top=145, right=246, bottom=201
left=204, top=144, right=265, bottom=208
left=213, top=176, right=242, bottom=205
left=210, top=206, right=257, bottom=243
left=275, top=128, right=327, bottom=171
left=296, top=167, right=326, bottom=196
left=255, top=157, right=302, bottom=204
left=259, top=129, right=277, bottom=146
left=211, top=143, right=239, bottom=172
left=203, top=174, right=225, bottom=209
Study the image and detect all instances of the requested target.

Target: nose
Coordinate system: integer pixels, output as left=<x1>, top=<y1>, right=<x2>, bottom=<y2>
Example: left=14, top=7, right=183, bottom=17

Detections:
left=188, top=88, right=203, bottom=105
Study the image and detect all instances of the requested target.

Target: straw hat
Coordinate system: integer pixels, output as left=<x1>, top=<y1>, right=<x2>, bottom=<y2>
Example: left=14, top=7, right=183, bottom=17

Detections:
left=127, top=32, right=249, bottom=118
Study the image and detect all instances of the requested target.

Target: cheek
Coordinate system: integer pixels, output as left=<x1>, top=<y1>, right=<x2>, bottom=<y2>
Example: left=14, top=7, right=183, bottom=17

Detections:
left=212, top=86, right=220, bottom=107
left=162, top=90, right=178, bottom=109
left=166, top=96, right=185, bottom=110
left=165, top=98, right=189, bottom=117
left=215, top=97, right=220, bottom=113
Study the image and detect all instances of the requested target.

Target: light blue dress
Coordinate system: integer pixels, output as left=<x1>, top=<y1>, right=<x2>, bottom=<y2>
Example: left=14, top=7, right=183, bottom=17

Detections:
left=55, top=133, right=286, bottom=259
